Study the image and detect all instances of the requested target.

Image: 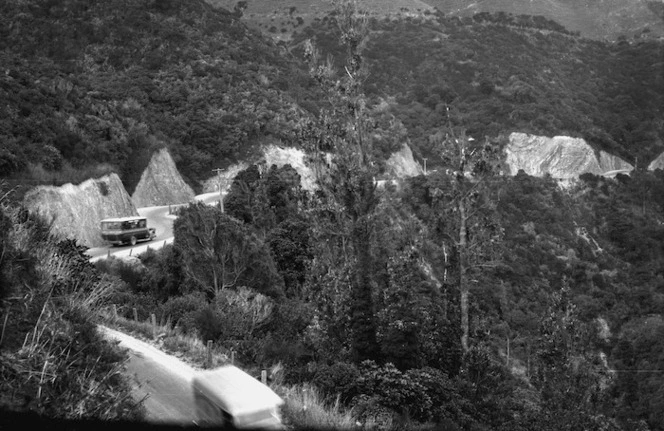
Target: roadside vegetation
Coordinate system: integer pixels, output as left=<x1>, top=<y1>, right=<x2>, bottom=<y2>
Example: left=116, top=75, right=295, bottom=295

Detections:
left=3, top=0, right=664, bottom=430
left=0, top=184, right=143, bottom=421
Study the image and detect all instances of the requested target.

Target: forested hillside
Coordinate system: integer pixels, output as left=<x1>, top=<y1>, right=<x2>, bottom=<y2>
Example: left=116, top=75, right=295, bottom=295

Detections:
left=3, top=0, right=664, bottom=430
left=293, top=11, right=664, bottom=170
left=0, top=0, right=318, bottom=195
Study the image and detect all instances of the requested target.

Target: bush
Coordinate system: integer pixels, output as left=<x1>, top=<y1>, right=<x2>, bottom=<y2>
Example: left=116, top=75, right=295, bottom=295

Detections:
left=194, top=305, right=223, bottom=343
left=312, top=362, right=360, bottom=404
left=161, top=292, right=207, bottom=335
left=94, top=256, right=145, bottom=292
left=353, top=361, right=433, bottom=422
left=110, top=290, right=162, bottom=322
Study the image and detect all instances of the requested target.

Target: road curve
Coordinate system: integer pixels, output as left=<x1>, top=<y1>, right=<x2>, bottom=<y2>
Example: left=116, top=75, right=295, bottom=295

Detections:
left=86, top=193, right=222, bottom=262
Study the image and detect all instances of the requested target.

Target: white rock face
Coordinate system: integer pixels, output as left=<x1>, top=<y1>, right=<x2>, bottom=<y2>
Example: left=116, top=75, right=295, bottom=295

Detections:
left=505, top=132, right=633, bottom=178
left=201, top=145, right=319, bottom=193
left=648, top=152, right=664, bottom=171
left=202, top=162, right=250, bottom=194
left=385, top=144, right=424, bottom=178
left=132, top=148, right=195, bottom=207
left=262, top=145, right=318, bottom=191
left=23, top=173, right=138, bottom=248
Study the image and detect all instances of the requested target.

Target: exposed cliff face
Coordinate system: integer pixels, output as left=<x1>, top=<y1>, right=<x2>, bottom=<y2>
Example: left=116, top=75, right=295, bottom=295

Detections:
left=385, top=144, right=424, bottom=178
left=262, top=145, right=318, bottom=191
left=23, top=174, right=138, bottom=248
left=131, top=148, right=195, bottom=207
left=201, top=144, right=423, bottom=193
left=505, top=132, right=633, bottom=179
left=201, top=145, right=318, bottom=193
left=648, top=152, right=664, bottom=171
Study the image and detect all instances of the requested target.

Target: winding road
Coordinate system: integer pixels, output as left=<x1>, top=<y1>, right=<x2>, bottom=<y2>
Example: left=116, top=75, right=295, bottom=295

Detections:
left=86, top=192, right=222, bottom=262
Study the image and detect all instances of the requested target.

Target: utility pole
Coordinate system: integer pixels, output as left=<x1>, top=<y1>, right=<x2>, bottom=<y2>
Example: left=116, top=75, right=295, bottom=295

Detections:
left=422, top=157, right=428, bottom=175
left=212, top=168, right=225, bottom=213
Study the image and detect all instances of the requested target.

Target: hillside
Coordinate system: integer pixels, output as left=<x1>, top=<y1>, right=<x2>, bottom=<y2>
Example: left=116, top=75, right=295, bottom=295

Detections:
left=4, top=0, right=664, bottom=429
left=427, top=0, right=664, bottom=40
left=0, top=0, right=317, bottom=196
left=211, top=0, right=664, bottom=40
left=292, top=12, right=664, bottom=169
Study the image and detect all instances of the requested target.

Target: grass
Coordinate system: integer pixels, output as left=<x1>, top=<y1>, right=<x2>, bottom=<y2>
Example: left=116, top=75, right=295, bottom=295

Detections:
left=278, top=383, right=359, bottom=431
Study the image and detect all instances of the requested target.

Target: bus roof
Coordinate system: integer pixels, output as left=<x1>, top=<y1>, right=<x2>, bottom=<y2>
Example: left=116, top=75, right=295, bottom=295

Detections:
left=100, top=216, right=146, bottom=223
left=191, top=365, right=283, bottom=416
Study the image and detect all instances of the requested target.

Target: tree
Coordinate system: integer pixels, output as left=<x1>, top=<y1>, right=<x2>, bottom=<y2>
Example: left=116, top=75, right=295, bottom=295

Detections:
left=377, top=247, right=444, bottom=370
left=530, top=280, right=614, bottom=430
left=173, top=202, right=284, bottom=299
left=299, top=0, right=382, bottom=362
left=429, top=117, right=504, bottom=354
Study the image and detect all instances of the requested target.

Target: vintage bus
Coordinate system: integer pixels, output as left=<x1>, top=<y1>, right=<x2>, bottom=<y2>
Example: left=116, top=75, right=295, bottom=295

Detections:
left=192, top=365, right=284, bottom=429
left=100, top=216, right=156, bottom=246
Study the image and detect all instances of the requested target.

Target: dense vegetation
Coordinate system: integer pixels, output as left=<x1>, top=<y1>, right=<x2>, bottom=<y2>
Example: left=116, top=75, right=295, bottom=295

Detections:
left=0, top=0, right=319, bottom=195
left=293, top=11, right=664, bottom=169
left=3, top=0, right=664, bottom=429
left=101, top=159, right=664, bottom=430
left=0, top=185, right=143, bottom=421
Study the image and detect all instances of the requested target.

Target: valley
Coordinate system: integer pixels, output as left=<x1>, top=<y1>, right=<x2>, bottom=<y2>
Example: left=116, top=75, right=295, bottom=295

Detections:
left=2, top=0, right=664, bottom=430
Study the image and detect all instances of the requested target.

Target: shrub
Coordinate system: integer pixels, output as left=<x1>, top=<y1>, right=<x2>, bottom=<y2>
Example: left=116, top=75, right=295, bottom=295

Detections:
left=110, top=290, right=162, bottom=322
left=312, top=362, right=360, bottom=404
left=352, top=361, right=433, bottom=422
left=161, top=292, right=207, bottom=335
left=194, top=305, right=223, bottom=343
left=94, top=256, right=145, bottom=292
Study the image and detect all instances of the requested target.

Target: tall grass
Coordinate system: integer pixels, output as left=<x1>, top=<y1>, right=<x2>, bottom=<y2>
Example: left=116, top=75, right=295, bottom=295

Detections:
left=277, top=383, right=359, bottom=431
left=0, top=194, right=143, bottom=420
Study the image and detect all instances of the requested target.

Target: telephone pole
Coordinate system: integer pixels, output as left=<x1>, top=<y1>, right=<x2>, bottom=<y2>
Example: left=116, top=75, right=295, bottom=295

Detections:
left=212, top=168, right=225, bottom=213
left=422, top=157, right=428, bottom=175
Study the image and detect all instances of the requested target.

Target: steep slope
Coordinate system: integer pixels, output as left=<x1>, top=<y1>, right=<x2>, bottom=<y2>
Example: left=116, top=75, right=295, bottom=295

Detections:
left=206, top=0, right=435, bottom=41
left=293, top=14, right=663, bottom=169
left=131, top=148, right=195, bottom=207
left=212, top=0, right=664, bottom=40
left=421, top=0, right=664, bottom=39
left=384, top=144, right=424, bottom=178
left=505, top=133, right=633, bottom=178
left=22, top=173, right=138, bottom=248
left=0, top=0, right=313, bottom=192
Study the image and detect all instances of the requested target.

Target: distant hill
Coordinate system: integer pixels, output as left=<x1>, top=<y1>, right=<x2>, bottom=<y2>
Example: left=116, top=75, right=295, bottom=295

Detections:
left=206, top=0, right=437, bottom=42
left=210, top=0, right=664, bottom=40
left=291, top=12, right=664, bottom=169
left=427, top=0, right=664, bottom=40
left=207, top=0, right=664, bottom=40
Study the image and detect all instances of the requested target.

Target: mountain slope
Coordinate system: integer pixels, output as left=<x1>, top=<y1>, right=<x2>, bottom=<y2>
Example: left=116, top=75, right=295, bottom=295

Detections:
left=427, top=0, right=664, bottom=39
left=212, top=0, right=664, bottom=40
left=0, top=0, right=315, bottom=193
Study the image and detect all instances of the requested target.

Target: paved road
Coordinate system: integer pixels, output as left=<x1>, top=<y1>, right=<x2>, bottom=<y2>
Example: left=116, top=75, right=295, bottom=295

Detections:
left=100, top=326, right=199, bottom=425
left=86, top=193, right=222, bottom=262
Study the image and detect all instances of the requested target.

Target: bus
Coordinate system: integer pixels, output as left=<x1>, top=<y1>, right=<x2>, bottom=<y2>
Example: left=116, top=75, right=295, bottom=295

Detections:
left=100, top=216, right=156, bottom=246
left=191, top=365, right=284, bottom=429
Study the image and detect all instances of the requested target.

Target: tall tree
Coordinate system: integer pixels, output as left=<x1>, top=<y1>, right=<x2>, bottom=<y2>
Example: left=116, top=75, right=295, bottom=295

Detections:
left=530, top=281, right=614, bottom=430
left=299, top=0, right=382, bottom=362
left=429, top=114, right=504, bottom=353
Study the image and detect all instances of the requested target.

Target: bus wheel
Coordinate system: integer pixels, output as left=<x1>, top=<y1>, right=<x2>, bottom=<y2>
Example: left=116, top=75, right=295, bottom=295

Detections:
left=130, top=236, right=137, bottom=246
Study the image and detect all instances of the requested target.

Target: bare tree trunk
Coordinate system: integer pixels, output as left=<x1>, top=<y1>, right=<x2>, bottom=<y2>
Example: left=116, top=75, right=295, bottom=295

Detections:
left=459, top=196, right=469, bottom=354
